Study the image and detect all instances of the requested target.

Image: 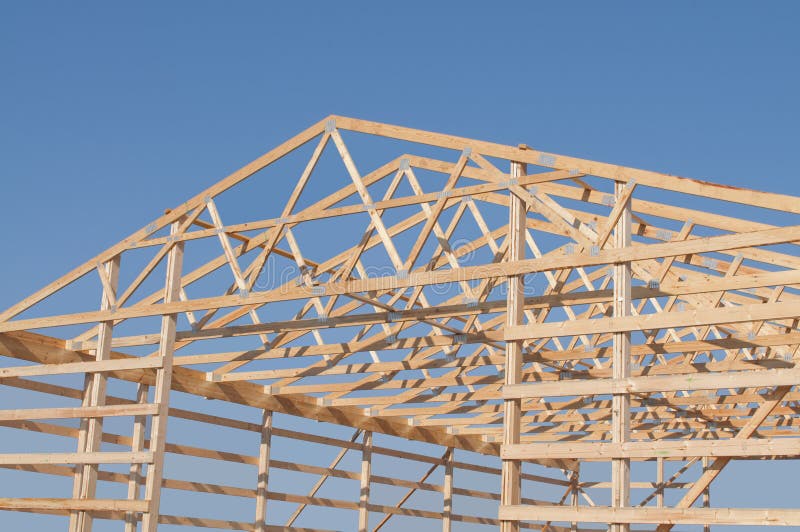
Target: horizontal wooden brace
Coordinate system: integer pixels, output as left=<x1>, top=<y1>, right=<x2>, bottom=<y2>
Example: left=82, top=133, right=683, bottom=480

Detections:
left=0, top=451, right=154, bottom=465
left=505, top=300, right=800, bottom=341
left=580, top=481, right=692, bottom=489
left=0, top=356, right=163, bottom=379
left=502, top=367, right=800, bottom=399
left=498, top=504, right=800, bottom=526
left=502, top=437, right=800, bottom=460
left=0, top=403, right=158, bottom=422
left=77, top=268, right=800, bottom=350
left=0, top=497, right=149, bottom=513
left=2, top=224, right=798, bottom=333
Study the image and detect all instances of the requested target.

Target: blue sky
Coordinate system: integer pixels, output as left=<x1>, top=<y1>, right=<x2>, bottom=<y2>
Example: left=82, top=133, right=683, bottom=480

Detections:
left=1, top=2, right=799, bottom=531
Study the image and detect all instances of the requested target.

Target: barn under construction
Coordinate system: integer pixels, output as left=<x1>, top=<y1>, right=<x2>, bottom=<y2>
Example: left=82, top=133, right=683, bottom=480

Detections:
left=0, top=115, right=798, bottom=531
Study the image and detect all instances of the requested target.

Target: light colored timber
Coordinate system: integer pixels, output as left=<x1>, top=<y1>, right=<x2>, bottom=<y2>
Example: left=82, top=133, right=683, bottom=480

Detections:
left=501, top=160, right=526, bottom=532
left=140, top=219, right=184, bottom=532
left=0, top=452, right=153, bottom=465
left=442, top=448, right=454, bottom=532
left=503, top=366, right=800, bottom=399
left=611, top=180, right=632, bottom=532
left=79, top=263, right=800, bottom=350
left=1, top=115, right=800, bottom=530
left=0, top=498, right=149, bottom=513
left=358, top=430, right=373, bottom=532
left=0, top=403, right=157, bottom=421
left=502, top=438, right=800, bottom=460
left=0, top=330, right=515, bottom=458
left=335, top=115, right=800, bottom=214
left=70, top=254, right=119, bottom=532
left=254, top=410, right=272, bottom=532
left=498, top=505, right=800, bottom=526
left=0, top=370, right=574, bottom=487
left=0, top=356, right=162, bottom=379
left=124, top=382, right=148, bottom=532
left=3, top=224, right=799, bottom=334
left=505, top=299, right=800, bottom=342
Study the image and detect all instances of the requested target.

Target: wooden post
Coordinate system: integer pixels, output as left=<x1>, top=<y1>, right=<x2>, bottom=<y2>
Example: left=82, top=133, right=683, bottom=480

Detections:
left=69, top=255, right=120, bottom=532
left=501, top=160, right=526, bottom=532
left=611, top=180, right=632, bottom=532
left=254, top=409, right=273, bottom=531
left=570, top=464, right=580, bottom=532
left=702, top=457, right=710, bottom=532
left=124, top=383, right=149, bottom=532
left=140, top=219, right=184, bottom=532
left=358, top=430, right=373, bottom=532
left=442, top=447, right=454, bottom=532
left=656, top=457, right=664, bottom=509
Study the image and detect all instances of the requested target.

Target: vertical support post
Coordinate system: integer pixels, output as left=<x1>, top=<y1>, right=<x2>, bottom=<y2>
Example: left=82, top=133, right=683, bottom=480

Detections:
left=442, top=448, right=454, bottom=532
left=702, top=457, right=710, bottom=532
left=611, top=180, right=632, bottom=532
left=70, top=372, right=93, bottom=532
left=359, top=431, right=373, bottom=532
left=656, top=457, right=664, bottom=509
left=69, top=255, right=120, bottom=532
left=254, top=409, right=273, bottom=531
left=125, top=383, right=150, bottom=532
left=140, top=219, right=184, bottom=532
left=501, top=160, right=526, bottom=532
left=570, top=464, right=580, bottom=532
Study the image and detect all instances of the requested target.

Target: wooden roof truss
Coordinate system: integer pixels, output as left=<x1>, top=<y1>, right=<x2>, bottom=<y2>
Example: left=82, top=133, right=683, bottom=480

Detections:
left=1, top=115, right=799, bottom=530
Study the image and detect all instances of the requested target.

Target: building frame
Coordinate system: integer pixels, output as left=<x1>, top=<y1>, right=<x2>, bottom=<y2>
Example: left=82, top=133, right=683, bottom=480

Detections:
left=1, top=115, right=799, bottom=530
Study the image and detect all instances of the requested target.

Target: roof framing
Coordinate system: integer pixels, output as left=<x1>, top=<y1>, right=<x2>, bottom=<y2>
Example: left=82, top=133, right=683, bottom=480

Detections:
left=1, top=115, right=799, bottom=530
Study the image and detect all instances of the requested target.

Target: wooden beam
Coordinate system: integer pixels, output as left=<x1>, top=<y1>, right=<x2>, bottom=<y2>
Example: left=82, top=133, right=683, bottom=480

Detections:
left=0, top=403, right=156, bottom=422
left=499, top=505, right=800, bottom=526
left=140, top=220, right=184, bottom=532
left=4, top=224, right=799, bottom=334
left=501, top=160, right=526, bottom=532
left=611, top=180, right=632, bottom=532
left=335, top=115, right=800, bottom=215
left=254, top=410, right=272, bottom=532
left=702, top=456, right=710, bottom=532
left=502, top=438, right=800, bottom=460
left=0, top=357, right=162, bottom=379
left=0, top=498, right=149, bottom=513
left=442, top=448, right=453, bottom=532
left=124, top=383, right=148, bottom=532
left=70, top=254, right=119, bottom=532
left=0, top=452, right=153, bottom=465
left=0, top=329, right=509, bottom=459
left=503, top=367, right=800, bottom=399
left=358, top=430, right=372, bottom=532
left=656, top=457, right=664, bottom=508
left=505, top=298, right=800, bottom=342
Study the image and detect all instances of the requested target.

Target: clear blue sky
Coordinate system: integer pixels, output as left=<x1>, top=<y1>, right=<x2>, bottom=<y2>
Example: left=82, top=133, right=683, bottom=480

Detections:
left=1, top=2, right=799, bottom=531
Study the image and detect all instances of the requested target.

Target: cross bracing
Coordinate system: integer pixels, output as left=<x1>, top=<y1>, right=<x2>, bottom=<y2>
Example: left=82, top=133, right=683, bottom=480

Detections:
left=1, top=116, right=799, bottom=530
